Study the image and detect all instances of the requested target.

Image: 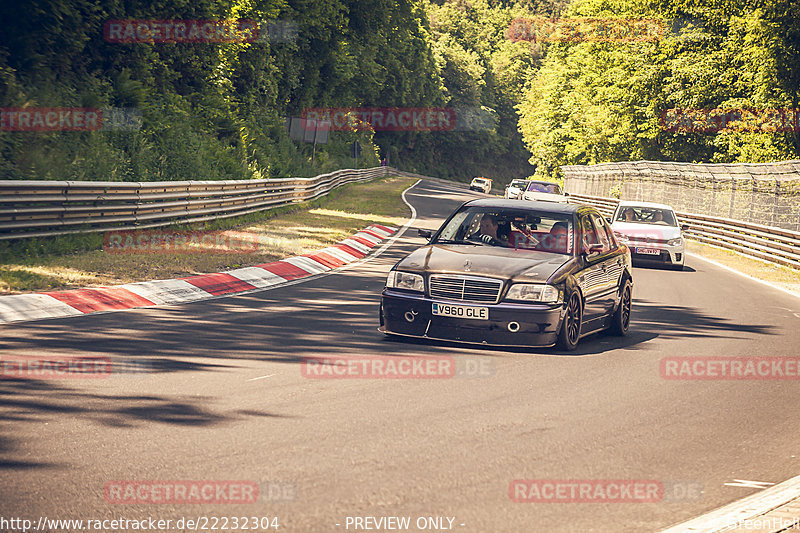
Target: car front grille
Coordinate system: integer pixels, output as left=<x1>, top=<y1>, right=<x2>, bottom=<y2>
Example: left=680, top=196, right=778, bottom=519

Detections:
left=626, top=236, right=669, bottom=245
left=428, top=275, right=503, bottom=304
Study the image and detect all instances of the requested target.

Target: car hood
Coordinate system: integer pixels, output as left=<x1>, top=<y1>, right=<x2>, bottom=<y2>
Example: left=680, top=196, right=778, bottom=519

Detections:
left=611, top=222, right=681, bottom=240
left=395, top=244, right=571, bottom=281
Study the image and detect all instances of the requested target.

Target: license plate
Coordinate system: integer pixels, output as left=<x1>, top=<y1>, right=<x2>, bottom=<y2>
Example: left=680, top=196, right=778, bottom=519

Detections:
left=432, top=303, right=489, bottom=320
left=635, top=247, right=661, bottom=255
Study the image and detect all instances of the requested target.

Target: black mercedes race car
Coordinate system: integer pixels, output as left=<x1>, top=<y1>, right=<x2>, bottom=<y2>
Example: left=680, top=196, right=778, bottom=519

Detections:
left=379, top=198, right=633, bottom=350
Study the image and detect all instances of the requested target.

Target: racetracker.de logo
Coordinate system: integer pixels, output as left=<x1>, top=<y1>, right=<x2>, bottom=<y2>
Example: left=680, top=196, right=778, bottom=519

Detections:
left=507, top=17, right=664, bottom=43
left=300, top=108, right=456, bottom=132
left=509, top=479, right=663, bottom=503
left=1, top=107, right=141, bottom=132
left=659, top=108, right=800, bottom=133
left=104, top=481, right=259, bottom=504
left=301, top=356, right=457, bottom=379
left=103, top=229, right=262, bottom=255
left=0, top=356, right=111, bottom=379
left=103, top=19, right=298, bottom=43
left=661, top=356, right=800, bottom=380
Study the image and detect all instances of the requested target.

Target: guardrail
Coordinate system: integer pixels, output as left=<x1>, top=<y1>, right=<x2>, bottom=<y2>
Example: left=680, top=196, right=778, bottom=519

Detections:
left=0, top=167, right=398, bottom=240
left=567, top=193, right=800, bottom=270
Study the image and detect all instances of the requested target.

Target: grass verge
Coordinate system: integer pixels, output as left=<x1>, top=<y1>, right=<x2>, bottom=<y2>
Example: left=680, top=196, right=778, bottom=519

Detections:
left=0, top=176, right=415, bottom=294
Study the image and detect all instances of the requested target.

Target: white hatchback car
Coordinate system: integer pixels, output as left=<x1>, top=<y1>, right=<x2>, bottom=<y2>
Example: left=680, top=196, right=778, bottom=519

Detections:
left=504, top=179, right=528, bottom=199
left=610, top=201, right=688, bottom=270
left=521, top=180, right=568, bottom=203
left=469, top=177, right=492, bottom=194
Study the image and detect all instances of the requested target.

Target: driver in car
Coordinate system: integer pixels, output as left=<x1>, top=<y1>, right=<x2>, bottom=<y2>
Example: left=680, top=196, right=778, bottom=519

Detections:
left=471, top=214, right=508, bottom=246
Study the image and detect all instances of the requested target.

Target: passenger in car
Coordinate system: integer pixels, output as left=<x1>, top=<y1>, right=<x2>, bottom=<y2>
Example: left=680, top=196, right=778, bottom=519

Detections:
left=537, top=221, right=569, bottom=253
left=622, top=208, right=636, bottom=221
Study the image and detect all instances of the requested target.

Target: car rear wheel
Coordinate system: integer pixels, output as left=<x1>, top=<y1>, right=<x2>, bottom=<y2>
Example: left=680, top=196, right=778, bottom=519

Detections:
left=557, top=292, right=583, bottom=351
left=609, top=279, right=632, bottom=336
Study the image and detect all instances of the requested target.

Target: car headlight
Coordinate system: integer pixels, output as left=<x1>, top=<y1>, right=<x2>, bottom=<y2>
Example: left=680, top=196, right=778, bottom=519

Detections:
left=613, top=231, right=629, bottom=243
left=667, top=237, right=683, bottom=247
left=386, top=271, right=424, bottom=292
left=506, top=284, right=560, bottom=303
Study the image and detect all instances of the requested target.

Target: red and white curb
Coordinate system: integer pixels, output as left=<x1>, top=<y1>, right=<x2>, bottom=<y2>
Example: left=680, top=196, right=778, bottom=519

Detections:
left=0, top=224, right=397, bottom=325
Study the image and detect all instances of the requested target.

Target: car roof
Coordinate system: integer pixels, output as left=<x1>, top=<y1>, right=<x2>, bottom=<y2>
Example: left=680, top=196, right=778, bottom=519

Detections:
left=617, top=200, right=674, bottom=210
left=464, top=198, right=585, bottom=214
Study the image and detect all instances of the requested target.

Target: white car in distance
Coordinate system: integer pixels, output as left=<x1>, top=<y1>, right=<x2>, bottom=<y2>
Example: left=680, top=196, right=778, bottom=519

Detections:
left=610, top=201, right=688, bottom=270
left=521, top=180, right=569, bottom=203
left=469, top=177, right=492, bottom=194
left=504, top=179, right=528, bottom=199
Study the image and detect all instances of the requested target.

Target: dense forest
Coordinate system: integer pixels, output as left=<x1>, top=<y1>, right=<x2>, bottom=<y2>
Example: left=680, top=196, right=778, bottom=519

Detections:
left=0, top=0, right=797, bottom=182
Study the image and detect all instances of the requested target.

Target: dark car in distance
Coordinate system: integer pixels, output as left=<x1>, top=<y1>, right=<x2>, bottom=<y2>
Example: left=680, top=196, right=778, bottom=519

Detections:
left=379, top=199, right=633, bottom=350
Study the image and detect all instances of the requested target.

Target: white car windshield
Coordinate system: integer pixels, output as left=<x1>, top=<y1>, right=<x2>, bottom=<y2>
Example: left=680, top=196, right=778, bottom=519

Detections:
left=526, top=181, right=562, bottom=194
left=616, top=206, right=677, bottom=226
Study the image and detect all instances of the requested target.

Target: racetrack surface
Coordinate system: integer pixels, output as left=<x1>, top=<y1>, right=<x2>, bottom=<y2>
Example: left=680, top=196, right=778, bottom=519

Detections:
left=1, top=179, right=799, bottom=532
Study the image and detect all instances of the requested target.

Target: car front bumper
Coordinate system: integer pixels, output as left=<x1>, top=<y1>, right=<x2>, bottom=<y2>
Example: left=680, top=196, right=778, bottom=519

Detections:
left=625, top=241, right=685, bottom=266
left=380, top=289, right=565, bottom=347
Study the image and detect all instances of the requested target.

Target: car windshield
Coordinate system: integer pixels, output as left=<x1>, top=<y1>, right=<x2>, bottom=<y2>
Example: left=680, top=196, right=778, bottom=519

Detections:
left=616, top=206, right=677, bottom=226
left=509, top=180, right=527, bottom=188
left=526, top=181, right=562, bottom=194
left=433, top=206, right=575, bottom=254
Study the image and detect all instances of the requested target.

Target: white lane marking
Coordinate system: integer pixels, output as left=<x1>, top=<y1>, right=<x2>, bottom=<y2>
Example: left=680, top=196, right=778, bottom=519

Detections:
left=659, top=474, right=800, bottom=532
left=724, top=479, right=775, bottom=489
left=687, top=252, right=800, bottom=301
left=246, top=374, right=275, bottom=381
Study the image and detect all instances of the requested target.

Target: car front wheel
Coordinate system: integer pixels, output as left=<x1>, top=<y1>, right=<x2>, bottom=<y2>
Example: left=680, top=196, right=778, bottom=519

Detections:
left=557, top=292, right=583, bottom=351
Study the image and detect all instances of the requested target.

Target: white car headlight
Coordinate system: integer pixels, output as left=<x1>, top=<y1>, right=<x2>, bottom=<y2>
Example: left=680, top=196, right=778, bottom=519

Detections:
left=386, top=271, right=424, bottom=292
left=506, top=284, right=560, bottom=303
left=613, top=231, right=629, bottom=243
left=667, top=237, right=683, bottom=246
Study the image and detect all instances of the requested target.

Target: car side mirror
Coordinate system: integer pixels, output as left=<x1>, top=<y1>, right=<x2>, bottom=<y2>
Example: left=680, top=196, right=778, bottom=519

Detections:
left=563, top=192, right=569, bottom=197
left=681, top=224, right=690, bottom=231
left=605, top=217, right=612, bottom=223
left=418, top=229, right=432, bottom=240
left=585, top=244, right=603, bottom=256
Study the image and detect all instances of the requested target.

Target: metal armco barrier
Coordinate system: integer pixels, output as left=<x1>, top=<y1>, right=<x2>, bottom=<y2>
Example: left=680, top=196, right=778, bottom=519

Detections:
left=566, top=192, right=800, bottom=270
left=562, top=160, right=800, bottom=231
left=0, top=167, right=401, bottom=240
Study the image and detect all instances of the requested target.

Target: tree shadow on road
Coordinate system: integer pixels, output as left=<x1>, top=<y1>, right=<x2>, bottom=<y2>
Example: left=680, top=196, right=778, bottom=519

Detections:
left=0, top=268, right=779, bottom=468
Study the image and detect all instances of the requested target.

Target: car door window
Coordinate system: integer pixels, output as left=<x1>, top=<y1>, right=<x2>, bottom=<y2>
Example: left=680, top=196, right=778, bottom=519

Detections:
left=580, top=215, right=599, bottom=253
left=591, top=215, right=613, bottom=252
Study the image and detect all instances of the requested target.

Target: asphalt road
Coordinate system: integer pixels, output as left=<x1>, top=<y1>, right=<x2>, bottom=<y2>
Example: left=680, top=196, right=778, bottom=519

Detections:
left=1, top=179, right=799, bottom=533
